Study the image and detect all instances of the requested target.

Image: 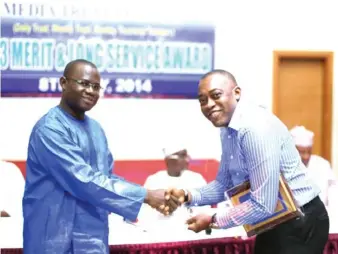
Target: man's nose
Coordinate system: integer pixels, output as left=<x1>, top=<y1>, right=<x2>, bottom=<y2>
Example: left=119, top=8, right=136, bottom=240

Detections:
left=85, top=85, right=96, bottom=94
left=301, top=152, right=311, bottom=161
left=304, top=154, right=311, bottom=160
left=206, top=98, right=216, bottom=109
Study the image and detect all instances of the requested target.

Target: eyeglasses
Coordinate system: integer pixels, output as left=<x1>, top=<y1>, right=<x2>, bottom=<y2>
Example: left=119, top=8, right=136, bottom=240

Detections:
left=65, top=77, right=102, bottom=92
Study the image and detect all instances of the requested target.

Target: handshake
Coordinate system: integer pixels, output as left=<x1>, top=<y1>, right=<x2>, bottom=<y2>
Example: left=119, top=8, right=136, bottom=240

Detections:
left=144, top=188, right=216, bottom=233
left=144, top=188, right=188, bottom=216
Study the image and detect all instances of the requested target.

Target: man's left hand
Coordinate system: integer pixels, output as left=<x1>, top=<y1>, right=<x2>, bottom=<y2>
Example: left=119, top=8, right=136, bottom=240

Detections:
left=186, top=214, right=212, bottom=233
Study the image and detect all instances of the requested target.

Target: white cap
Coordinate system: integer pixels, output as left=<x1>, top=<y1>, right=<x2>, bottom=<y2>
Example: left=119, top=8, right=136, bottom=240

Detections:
left=290, top=126, right=314, bottom=147
left=162, top=143, right=186, bottom=158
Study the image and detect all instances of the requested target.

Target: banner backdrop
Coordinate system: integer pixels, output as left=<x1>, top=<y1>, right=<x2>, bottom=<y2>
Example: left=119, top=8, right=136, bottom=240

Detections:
left=0, top=1, right=215, bottom=98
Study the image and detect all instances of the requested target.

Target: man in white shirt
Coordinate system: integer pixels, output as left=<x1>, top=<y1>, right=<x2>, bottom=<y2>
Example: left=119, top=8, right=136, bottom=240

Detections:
left=137, top=144, right=209, bottom=234
left=144, top=145, right=207, bottom=190
left=290, top=126, right=337, bottom=206
left=0, top=161, right=25, bottom=218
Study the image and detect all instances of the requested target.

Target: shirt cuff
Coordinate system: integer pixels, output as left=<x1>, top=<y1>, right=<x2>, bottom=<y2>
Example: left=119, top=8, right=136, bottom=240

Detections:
left=188, top=188, right=202, bottom=206
left=215, top=209, right=237, bottom=229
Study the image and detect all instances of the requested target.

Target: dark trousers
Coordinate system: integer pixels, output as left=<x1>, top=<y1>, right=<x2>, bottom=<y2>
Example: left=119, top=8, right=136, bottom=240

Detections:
left=254, top=196, right=329, bottom=254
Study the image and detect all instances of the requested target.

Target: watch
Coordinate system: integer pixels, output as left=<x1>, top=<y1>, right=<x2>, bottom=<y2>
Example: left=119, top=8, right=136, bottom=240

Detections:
left=210, top=213, right=219, bottom=229
left=211, top=213, right=217, bottom=223
left=183, top=189, right=189, bottom=202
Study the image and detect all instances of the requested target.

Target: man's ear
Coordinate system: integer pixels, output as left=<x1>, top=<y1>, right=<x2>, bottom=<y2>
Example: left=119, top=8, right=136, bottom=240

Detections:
left=60, top=76, right=67, bottom=91
left=234, top=86, right=241, bottom=101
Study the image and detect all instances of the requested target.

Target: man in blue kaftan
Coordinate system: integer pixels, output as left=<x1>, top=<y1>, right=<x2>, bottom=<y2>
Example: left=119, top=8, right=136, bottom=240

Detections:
left=23, top=59, right=173, bottom=254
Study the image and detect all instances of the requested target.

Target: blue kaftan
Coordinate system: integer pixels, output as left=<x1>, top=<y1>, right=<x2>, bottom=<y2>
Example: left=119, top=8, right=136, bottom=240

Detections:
left=23, top=106, right=146, bottom=253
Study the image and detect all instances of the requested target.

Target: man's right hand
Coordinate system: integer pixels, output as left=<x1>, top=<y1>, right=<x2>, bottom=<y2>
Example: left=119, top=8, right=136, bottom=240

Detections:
left=165, top=188, right=187, bottom=206
left=144, top=189, right=181, bottom=215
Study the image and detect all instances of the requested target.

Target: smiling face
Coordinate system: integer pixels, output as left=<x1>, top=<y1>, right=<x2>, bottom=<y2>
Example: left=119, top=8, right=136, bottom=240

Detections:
left=198, top=72, right=241, bottom=127
left=60, top=61, right=101, bottom=118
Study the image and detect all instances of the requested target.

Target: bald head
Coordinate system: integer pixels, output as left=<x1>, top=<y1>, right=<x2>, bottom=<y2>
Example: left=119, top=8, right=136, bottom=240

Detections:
left=200, top=69, right=238, bottom=89
left=63, top=59, right=97, bottom=77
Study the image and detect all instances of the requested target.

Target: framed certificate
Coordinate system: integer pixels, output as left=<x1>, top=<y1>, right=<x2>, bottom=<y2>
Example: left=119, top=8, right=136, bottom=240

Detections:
left=226, top=176, right=301, bottom=237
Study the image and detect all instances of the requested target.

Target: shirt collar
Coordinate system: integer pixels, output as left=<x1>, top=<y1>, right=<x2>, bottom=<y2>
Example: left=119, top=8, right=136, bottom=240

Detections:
left=228, top=100, right=245, bottom=131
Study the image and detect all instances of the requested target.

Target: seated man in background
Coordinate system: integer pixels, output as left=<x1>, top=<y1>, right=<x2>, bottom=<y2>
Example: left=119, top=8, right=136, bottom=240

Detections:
left=0, top=160, right=25, bottom=218
left=290, top=126, right=337, bottom=206
left=137, top=143, right=210, bottom=234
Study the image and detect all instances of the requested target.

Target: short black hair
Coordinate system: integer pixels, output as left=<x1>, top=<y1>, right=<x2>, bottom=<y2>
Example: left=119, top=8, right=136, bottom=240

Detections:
left=200, top=69, right=238, bottom=85
left=63, top=59, right=97, bottom=77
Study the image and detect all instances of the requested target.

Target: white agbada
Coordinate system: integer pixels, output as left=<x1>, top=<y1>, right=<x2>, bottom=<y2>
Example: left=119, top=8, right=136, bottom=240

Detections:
left=0, top=161, right=25, bottom=218
left=290, top=126, right=337, bottom=206
left=143, top=169, right=207, bottom=191
left=138, top=170, right=208, bottom=232
left=306, top=155, right=336, bottom=205
left=137, top=143, right=209, bottom=234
